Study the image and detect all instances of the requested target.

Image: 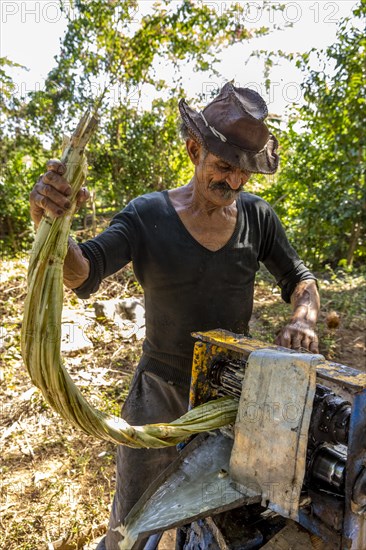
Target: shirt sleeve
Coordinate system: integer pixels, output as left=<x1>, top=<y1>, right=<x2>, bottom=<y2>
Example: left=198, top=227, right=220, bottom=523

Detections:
left=73, top=201, right=137, bottom=299
left=259, top=206, right=317, bottom=303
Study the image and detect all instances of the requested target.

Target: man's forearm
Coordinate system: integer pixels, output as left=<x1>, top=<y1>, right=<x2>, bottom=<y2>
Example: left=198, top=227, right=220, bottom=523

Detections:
left=63, top=237, right=90, bottom=289
left=290, top=279, right=320, bottom=326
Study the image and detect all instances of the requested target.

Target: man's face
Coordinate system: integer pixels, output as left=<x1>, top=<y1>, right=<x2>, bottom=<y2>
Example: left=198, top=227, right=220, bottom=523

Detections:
left=194, top=148, right=251, bottom=206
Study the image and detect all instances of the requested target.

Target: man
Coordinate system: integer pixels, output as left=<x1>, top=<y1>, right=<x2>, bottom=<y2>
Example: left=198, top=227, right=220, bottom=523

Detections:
left=30, top=83, right=320, bottom=549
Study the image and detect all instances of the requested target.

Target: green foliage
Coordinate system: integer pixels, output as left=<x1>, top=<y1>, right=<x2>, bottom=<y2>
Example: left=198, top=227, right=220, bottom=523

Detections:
left=0, top=135, right=48, bottom=254
left=25, top=0, right=270, bottom=139
left=1, top=0, right=273, bottom=253
left=263, top=0, right=366, bottom=268
left=2, top=0, right=364, bottom=265
left=0, top=59, right=49, bottom=253
left=88, top=97, right=191, bottom=208
left=0, top=57, right=24, bottom=121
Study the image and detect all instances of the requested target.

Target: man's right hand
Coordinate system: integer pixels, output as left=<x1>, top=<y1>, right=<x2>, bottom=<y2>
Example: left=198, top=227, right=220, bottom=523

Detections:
left=29, top=159, right=89, bottom=228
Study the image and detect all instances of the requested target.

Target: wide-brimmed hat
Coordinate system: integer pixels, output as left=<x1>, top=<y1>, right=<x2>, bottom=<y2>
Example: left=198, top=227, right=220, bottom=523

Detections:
left=179, top=82, right=279, bottom=174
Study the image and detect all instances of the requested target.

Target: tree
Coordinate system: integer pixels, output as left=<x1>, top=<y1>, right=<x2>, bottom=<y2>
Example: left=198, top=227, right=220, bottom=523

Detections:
left=2, top=0, right=282, bottom=253
left=264, top=0, right=366, bottom=268
left=25, top=0, right=272, bottom=140
left=87, top=97, right=192, bottom=209
left=0, top=59, right=48, bottom=253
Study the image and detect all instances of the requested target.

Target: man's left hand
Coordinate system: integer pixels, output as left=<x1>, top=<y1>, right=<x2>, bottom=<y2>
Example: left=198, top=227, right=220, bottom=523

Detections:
left=275, top=279, right=320, bottom=354
left=275, top=320, right=319, bottom=353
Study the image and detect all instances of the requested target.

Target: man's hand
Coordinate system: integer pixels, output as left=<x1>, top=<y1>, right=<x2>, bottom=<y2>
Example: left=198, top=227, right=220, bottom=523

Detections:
left=275, top=279, right=320, bottom=353
left=276, top=319, right=319, bottom=353
left=29, top=159, right=89, bottom=228
left=29, top=159, right=91, bottom=289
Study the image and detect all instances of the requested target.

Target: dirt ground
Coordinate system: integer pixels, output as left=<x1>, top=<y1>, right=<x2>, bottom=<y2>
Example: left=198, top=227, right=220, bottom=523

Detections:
left=1, top=259, right=365, bottom=549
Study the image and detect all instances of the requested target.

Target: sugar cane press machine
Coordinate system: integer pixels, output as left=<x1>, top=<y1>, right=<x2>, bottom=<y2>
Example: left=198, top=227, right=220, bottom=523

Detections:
left=123, top=330, right=366, bottom=549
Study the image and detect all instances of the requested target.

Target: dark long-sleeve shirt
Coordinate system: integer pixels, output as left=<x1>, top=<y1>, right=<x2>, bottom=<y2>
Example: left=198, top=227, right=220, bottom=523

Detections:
left=74, top=190, right=316, bottom=386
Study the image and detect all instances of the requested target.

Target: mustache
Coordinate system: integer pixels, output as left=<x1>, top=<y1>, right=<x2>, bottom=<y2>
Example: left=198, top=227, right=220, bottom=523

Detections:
left=209, top=181, right=244, bottom=196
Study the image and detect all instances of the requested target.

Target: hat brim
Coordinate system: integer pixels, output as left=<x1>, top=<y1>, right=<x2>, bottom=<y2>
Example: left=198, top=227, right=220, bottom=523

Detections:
left=179, top=99, right=279, bottom=175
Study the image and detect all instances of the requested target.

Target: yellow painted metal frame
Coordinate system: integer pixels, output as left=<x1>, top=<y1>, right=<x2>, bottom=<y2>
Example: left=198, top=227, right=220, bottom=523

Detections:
left=189, top=329, right=366, bottom=409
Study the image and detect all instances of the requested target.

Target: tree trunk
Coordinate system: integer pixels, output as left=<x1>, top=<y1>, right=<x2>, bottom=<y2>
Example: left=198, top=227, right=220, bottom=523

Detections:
left=91, top=189, right=97, bottom=237
left=6, top=216, right=17, bottom=252
left=346, top=222, right=361, bottom=267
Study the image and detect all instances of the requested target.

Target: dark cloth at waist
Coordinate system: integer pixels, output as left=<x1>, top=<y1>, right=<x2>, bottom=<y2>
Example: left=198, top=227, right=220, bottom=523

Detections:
left=138, top=353, right=192, bottom=389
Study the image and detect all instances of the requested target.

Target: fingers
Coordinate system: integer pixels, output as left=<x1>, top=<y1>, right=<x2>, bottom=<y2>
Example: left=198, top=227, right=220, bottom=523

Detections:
left=276, top=329, right=291, bottom=349
left=41, top=181, right=71, bottom=210
left=276, top=324, right=319, bottom=353
left=301, top=333, right=311, bottom=352
left=30, top=159, right=90, bottom=227
left=46, top=159, right=67, bottom=175
left=31, top=177, right=71, bottom=217
left=291, top=333, right=302, bottom=351
left=299, top=329, right=318, bottom=353
left=76, top=187, right=90, bottom=207
left=309, top=336, right=319, bottom=354
left=29, top=159, right=72, bottom=222
left=42, top=170, right=71, bottom=195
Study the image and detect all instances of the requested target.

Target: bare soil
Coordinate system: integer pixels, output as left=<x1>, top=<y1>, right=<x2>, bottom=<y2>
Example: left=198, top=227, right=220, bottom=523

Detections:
left=1, top=259, right=365, bottom=549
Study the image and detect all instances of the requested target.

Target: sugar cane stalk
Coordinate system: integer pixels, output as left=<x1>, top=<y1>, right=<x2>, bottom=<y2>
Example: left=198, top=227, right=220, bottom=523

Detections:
left=21, top=111, right=238, bottom=448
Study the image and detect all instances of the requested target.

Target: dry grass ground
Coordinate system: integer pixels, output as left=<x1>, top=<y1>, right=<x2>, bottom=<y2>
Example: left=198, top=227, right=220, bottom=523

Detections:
left=1, top=258, right=365, bottom=549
